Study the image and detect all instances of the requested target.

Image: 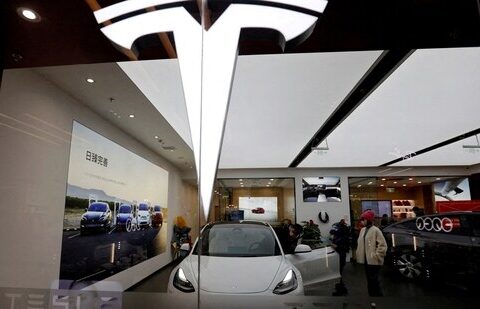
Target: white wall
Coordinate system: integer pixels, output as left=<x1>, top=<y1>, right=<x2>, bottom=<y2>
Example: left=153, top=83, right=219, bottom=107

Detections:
left=0, top=69, right=196, bottom=290
left=217, top=166, right=471, bottom=237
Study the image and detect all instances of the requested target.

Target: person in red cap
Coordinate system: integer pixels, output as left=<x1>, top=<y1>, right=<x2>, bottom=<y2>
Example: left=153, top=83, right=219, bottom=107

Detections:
left=356, top=210, right=387, bottom=304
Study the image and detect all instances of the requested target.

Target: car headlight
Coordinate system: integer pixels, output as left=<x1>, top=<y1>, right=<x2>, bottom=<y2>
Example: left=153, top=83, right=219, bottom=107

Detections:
left=173, top=268, right=195, bottom=293
left=273, top=269, right=297, bottom=295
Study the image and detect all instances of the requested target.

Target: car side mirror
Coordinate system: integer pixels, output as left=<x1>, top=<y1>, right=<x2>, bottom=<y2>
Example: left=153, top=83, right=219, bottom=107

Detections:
left=85, top=208, right=88, bottom=212
left=294, top=244, right=312, bottom=254
left=180, top=243, right=191, bottom=251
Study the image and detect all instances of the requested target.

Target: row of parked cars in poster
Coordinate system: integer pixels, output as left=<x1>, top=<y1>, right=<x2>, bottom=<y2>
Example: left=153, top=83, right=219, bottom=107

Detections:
left=80, top=202, right=164, bottom=235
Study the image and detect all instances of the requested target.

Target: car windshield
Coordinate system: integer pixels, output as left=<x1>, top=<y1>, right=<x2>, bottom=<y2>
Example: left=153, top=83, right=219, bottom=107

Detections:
left=154, top=206, right=161, bottom=212
left=88, top=203, right=108, bottom=212
left=119, top=205, right=131, bottom=213
left=194, top=224, right=281, bottom=257
left=139, top=204, right=149, bottom=211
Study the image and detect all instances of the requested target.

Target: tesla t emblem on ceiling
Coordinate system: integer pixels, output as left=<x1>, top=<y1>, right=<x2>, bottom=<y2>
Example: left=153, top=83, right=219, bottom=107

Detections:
left=94, top=0, right=328, bottom=219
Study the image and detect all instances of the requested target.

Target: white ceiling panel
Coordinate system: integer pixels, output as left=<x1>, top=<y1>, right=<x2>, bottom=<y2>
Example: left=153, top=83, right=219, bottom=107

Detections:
left=35, top=63, right=195, bottom=171
left=118, top=59, right=192, bottom=148
left=219, top=51, right=383, bottom=168
left=300, top=47, right=480, bottom=168
left=393, top=135, right=480, bottom=166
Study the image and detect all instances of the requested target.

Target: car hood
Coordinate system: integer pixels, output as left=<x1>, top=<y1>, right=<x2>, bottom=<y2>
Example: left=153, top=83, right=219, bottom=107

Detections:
left=83, top=211, right=104, bottom=220
left=116, top=214, right=131, bottom=221
left=187, top=255, right=283, bottom=293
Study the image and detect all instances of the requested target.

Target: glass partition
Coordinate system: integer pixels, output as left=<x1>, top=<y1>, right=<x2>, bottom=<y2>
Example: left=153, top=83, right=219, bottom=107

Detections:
left=2, top=0, right=480, bottom=308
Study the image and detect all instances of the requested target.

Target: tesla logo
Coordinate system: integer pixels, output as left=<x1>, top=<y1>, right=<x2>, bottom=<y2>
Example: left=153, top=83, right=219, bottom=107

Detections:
left=416, top=216, right=460, bottom=233
left=94, top=0, right=328, bottom=218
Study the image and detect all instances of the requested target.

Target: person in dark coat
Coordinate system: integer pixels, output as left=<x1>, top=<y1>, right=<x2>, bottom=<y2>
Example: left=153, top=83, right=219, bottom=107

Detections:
left=330, top=219, right=351, bottom=295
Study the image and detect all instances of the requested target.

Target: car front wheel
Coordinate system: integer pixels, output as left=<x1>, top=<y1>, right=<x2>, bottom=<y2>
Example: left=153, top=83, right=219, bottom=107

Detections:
left=395, top=252, right=423, bottom=279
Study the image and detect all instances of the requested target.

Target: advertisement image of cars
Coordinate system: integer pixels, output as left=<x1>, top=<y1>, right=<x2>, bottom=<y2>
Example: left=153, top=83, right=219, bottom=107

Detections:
left=137, top=203, right=152, bottom=228
left=152, top=205, right=164, bottom=227
left=382, top=212, right=480, bottom=290
left=251, top=207, right=265, bottom=214
left=168, top=221, right=340, bottom=295
left=80, top=202, right=112, bottom=235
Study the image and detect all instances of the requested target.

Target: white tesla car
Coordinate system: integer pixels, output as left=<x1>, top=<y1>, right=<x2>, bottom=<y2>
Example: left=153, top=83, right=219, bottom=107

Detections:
left=168, top=221, right=340, bottom=295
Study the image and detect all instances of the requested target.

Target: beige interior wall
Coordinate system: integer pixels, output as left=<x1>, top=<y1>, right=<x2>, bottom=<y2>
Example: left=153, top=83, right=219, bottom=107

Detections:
left=283, top=187, right=296, bottom=221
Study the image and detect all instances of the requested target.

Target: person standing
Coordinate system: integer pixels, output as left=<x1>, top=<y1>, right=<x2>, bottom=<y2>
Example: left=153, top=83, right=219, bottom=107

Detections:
left=356, top=210, right=387, bottom=302
left=284, top=223, right=303, bottom=254
left=330, top=219, right=351, bottom=295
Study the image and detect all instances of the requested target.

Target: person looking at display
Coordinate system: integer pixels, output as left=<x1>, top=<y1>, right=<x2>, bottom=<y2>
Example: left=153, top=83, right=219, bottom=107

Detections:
left=329, top=219, right=351, bottom=296
left=284, top=223, right=303, bottom=254
left=356, top=210, right=387, bottom=305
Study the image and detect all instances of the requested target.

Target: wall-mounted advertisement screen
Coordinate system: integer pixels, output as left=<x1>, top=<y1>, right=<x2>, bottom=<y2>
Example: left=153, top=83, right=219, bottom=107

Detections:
left=361, top=200, right=392, bottom=218
left=60, top=121, right=169, bottom=289
left=434, top=177, right=471, bottom=201
left=239, top=197, right=278, bottom=222
left=302, top=177, right=341, bottom=202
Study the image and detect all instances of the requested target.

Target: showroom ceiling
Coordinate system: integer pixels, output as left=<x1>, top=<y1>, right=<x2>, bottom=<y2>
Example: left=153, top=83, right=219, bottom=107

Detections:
left=4, top=0, right=480, bottom=69
left=34, top=63, right=196, bottom=172
left=3, top=0, right=480, bottom=171
left=299, top=47, right=480, bottom=168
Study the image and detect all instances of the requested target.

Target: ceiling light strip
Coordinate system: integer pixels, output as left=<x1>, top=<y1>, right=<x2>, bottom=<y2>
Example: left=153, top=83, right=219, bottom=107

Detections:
left=384, top=168, right=412, bottom=176
left=380, top=127, right=480, bottom=166
left=288, top=49, right=414, bottom=167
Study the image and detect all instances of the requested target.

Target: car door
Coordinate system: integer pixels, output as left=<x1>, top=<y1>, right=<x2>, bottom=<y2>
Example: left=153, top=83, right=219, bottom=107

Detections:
left=420, top=214, right=472, bottom=280
left=285, top=242, right=340, bottom=286
left=467, top=214, right=480, bottom=276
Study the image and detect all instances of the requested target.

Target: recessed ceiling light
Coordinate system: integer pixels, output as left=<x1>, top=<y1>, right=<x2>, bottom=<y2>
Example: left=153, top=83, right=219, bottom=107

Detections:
left=357, top=185, right=362, bottom=188
left=436, top=178, right=441, bottom=180
left=239, top=179, right=243, bottom=181
left=403, top=184, right=407, bottom=187
left=380, top=184, right=384, bottom=187
left=18, top=8, right=41, bottom=22
left=86, top=78, right=95, bottom=84
left=368, top=182, right=373, bottom=185
left=266, top=185, right=270, bottom=187
left=381, top=178, right=386, bottom=181
left=408, top=178, right=413, bottom=181
left=129, top=114, right=135, bottom=118
left=154, top=136, right=159, bottom=139
left=270, top=178, right=274, bottom=181
left=417, top=181, right=422, bottom=184
left=393, top=181, right=397, bottom=184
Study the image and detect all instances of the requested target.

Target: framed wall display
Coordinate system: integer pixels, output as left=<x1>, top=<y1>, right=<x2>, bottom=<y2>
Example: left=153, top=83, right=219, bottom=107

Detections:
left=60, top=121, right=169, bottom=289
left=302, top=177, right=341, bottom=202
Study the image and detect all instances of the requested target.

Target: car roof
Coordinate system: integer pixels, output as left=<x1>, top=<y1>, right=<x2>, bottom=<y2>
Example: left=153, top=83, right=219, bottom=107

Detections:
left=421, top=211, right=479, bottom=217
left=205, top=221, right=271, bottom=228
left=385, top=211, right=479, bottom=230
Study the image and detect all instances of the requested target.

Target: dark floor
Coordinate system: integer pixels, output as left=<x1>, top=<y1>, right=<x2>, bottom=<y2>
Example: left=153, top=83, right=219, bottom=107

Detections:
left=128, top=260, right=478, bottom=308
